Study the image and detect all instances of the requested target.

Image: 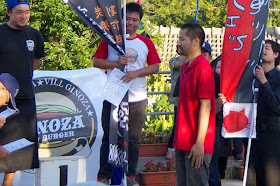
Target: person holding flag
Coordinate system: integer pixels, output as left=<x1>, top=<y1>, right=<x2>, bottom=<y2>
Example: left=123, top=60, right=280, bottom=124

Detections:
left=219, top=40, right=280, bottom=185
left=93, top=2, right=160, bottom=185
left=251, top=40, right=280, bottom=186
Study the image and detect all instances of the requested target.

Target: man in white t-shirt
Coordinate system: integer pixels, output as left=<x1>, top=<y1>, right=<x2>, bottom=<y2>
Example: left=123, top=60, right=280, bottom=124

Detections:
left=93, top=2, right=161, bottom=186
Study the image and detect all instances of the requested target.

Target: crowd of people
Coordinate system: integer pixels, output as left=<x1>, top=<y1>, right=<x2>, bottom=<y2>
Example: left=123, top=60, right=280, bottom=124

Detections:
left=0, top=0, right=280, bottom=186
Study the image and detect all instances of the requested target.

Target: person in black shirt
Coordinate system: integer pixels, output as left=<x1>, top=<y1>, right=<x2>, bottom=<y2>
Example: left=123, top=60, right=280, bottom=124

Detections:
left=254, top=40, right=280, bottom=186
left=219, top=40, right=280, bottom=185
left=0, top=0, right=45, bottom=185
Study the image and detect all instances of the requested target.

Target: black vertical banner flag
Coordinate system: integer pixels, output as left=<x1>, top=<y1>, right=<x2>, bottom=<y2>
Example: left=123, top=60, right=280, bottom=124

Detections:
left=221, top=0, right=270, bottom=138
left=64, top=0, right=129, bottom=172
left=64, top=0, right=125, bottom=55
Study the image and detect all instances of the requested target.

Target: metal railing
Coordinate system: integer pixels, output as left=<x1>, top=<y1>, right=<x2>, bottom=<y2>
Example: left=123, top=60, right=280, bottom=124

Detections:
left=146, top=71, right=175, bottom=116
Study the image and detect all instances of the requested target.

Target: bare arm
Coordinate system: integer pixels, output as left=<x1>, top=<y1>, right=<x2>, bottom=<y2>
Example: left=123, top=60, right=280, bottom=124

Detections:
left=174, top=56, right=187, bottom=69
left=93, top=56, right=128, bottom=70
left=197, top=99, right=211, bottom=144
left=0, top=146, right=8, bottom=159
left=189, top=98, right=211, bottom=168
left=33, top=58, right=40, bottom=70
left=0, top=116, right=6, bottom=129
left=122, top=63, right=159, bottom=82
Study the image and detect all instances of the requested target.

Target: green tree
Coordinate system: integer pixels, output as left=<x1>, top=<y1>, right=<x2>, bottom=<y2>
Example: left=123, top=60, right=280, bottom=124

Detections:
left=139, top=0, right=228, bottom=27
left=268, top=0, right=280, bottom=27
left=137, top=0, right=279, bottom=28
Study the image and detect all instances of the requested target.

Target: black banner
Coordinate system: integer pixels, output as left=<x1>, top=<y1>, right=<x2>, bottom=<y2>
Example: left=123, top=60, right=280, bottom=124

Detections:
left=65, top=0, right=129, bottom=172
left=65, top=0, right=125, bottom=55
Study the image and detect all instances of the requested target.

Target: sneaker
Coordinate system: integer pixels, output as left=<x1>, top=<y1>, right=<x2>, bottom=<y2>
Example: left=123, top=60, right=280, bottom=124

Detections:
left=166, top=148, right=175, bottom=159
left=127, top=176, right=140, bottom=186
left=97, top=177, right=111, bottom=185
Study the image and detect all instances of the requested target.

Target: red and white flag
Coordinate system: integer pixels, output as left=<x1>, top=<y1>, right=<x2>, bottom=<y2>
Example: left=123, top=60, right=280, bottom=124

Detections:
left=221, top=0, right=270, bottom=138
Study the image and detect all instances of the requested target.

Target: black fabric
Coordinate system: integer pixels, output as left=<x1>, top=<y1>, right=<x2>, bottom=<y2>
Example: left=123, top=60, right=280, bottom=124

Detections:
left=0, top=99, right=39, bottom=172
left=256, top=135, right=280, bottom=186
left=0, top=23, right=45, bottom=99
left=253, top=67, right=280, bottom=186
left=218, top=157, right=228, bottom=179
left=214, top=72, right=220, bottom=99
left=168, top=106, right=177, bottom=148
left=98, top=99, right=148, bottom=178
left=213, top=73, right=232, bottom=157
left=173, top=75, right=180, bottom=97
left=256, top=67, right=280, bottom=136
left=0, top=23, right=44, bottom=172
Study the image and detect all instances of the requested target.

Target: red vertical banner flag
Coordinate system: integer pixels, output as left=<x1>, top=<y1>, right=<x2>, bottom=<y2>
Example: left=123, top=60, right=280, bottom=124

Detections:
left=221, top=0, right=270, bottom=138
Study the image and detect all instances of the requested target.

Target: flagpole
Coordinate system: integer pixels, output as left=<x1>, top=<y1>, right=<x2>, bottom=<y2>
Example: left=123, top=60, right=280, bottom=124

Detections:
left=242, top=89, right=257, bottom=186
left=194, top=0, right=199, bottom=22
left=243, top=134, right=252, bottom=186
left=122, top=1, right=127, bottom=186
left=123, top=0, right=127, bottom=51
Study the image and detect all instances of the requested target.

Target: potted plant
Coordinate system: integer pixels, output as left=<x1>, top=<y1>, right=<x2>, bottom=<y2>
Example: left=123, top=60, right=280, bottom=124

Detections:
left=139, top=131, right=169, bottom=157
left=140, top=159, right=176, bottom=186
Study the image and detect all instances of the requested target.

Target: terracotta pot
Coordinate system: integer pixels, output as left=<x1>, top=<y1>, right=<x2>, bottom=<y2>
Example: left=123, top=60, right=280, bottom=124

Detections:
left=140, top=171, right=176, bottom=186
left=237, top=166, right=244, bottom=180
left=139, top=143, right=168, bottom=157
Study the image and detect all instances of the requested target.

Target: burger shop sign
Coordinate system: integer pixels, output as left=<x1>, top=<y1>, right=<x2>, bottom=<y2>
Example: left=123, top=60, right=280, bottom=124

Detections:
left=33, top=77, right=96, bottom=142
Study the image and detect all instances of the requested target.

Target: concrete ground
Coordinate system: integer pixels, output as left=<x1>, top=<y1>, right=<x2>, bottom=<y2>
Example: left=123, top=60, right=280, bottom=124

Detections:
left=224, top=179, right=242, bottom=186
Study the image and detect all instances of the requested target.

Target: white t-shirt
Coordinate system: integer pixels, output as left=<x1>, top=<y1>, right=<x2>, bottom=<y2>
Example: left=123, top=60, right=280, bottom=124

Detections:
left=94, top=34, right=161, bottom=102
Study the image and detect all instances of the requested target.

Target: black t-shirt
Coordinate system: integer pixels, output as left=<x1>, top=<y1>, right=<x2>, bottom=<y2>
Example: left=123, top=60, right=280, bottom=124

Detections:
left=0, top=23, right=45, bottom=99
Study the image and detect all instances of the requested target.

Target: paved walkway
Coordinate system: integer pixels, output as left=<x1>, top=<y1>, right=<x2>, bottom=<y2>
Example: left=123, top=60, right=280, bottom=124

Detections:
left=224, top=179, right=242, bottom=186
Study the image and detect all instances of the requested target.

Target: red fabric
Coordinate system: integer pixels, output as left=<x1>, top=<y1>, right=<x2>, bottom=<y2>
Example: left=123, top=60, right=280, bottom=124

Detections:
left=127, top=175, right=136, bottom=180
left=127, top=34, right=161, bottom=65
left=173, top=55, right=216, bottom=153
left=93, top=39, right=109, bottom=59
left=220, top=1, right=254, bottom=102
left=93, top=35, right=161, bottom=65
left=97, top=178, right=106, bottom=181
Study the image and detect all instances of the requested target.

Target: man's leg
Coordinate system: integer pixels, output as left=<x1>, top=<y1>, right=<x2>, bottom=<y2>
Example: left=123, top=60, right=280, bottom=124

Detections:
left=2, top=172, right=15, bottom=186
left=233, top=139, right=243, bottom=160
left=209, top=128, right=221, bottom=186
left=257, top=136, right=280, bottom=186
left=168, top=106, right=177, bottom=148
left=166, top=106, right=176, bottom=159
left=218, top=157, right=228, bottom=180
left=97, top=101, right=113, bottom=180
left=185, top=152, right=212, bottom=186
left=175, top=149, right=186, bottom=186
left=127, top=99, right=148, bottom=177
